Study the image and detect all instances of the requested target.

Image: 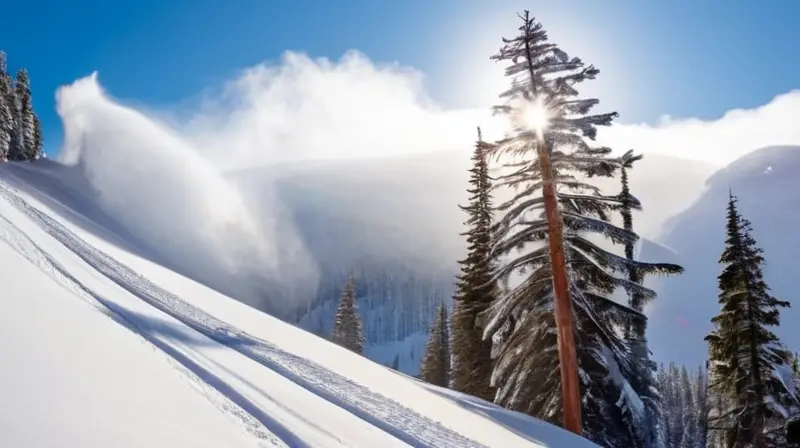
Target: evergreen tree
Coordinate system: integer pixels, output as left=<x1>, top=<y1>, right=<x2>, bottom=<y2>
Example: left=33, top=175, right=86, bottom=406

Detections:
left=450, top=127, right=497, bottom=402
left=420, top=302, right=451, bottom=387
left=0, top=51, right=13, bottom=161
left=331, top=275, right=365, bottom=354
left=665, top=363, right=685, bottom=447
left=483, top=11, right=681, bottom=447
left=656, top=363, right=711, bottom=448
left=32, top=114, right=43, bottom=159
left=620, top=158, right=684, bottom=448
left=13, top=68, right=35, bottom=161
left=695, top=365, right=710, bottom=448
left=679, top=366, right=698, bottom=448
left=656, top=364, right=673, bottom=446
left=705, top=193, right=795, bottom=448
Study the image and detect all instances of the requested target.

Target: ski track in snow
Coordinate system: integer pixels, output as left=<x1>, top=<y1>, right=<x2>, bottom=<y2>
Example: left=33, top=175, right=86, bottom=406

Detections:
left=0, top=178, right=486, bottom=448
left=0, top=182, right=293, bottom=448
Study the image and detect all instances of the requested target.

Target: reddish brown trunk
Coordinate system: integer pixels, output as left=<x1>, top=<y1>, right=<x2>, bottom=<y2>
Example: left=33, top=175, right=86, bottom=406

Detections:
left=538, top=137, right=582, bottom=434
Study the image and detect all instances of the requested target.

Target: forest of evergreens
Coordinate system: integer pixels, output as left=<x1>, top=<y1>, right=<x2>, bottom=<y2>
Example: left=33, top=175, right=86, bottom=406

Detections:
left=0, top=51, right=43, bottom=162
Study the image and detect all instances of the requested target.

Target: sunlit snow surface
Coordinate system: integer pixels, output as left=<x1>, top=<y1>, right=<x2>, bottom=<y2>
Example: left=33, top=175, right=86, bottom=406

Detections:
left=0, top=160, right=599, bottom=447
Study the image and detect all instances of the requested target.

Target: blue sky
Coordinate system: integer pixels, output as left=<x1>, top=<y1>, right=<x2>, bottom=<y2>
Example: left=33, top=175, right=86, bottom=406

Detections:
left=2, top=0, right=799, bottom=155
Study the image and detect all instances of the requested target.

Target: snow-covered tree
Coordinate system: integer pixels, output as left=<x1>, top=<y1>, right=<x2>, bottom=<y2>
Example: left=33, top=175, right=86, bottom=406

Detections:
left=620, top=157, right=684, bottom=448
left=13, top=68, right=35, bottom=161
left=483, top=11, right=679, bottom=447
left=331, top=275, right=365, bottom=354
left=679, top=366, right=698, bottom=448
left=0, top=51, right=14, bottom=161
left=658, top=362, right=686, bottom=447
left=451, top=127, right=497, bottom=402
left=656, top=363, right=712, bottom=448
left=705, top=192, right=796, bottom=448
left=420, top=302, right=451, bottom=388
left=301, top=264, right=452, bottom=351
left=656, top=365, right=673, bottom=446
left=32, top=114, right=43, bottom=159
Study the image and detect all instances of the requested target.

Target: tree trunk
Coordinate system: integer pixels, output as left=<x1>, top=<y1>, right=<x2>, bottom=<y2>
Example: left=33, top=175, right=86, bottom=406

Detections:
left=538, top=135, right=582, bottom=434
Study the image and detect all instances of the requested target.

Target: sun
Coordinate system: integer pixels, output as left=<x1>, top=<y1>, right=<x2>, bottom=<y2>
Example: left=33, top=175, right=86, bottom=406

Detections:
left=522, top=98, right=551, bottom=134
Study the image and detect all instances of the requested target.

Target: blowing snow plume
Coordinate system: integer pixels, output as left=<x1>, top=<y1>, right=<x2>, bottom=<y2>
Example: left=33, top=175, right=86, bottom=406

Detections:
left=55, top=73, right=318, bottom=315
left=50, top=52, right=506, bottom=319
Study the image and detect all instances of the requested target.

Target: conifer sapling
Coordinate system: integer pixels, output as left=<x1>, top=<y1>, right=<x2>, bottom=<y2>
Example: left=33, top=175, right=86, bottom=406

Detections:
left=331, top=275, right=365, bottom=355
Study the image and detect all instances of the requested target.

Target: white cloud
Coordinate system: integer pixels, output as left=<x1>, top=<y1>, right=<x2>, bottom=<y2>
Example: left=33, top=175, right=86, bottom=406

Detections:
left=52, top=50, right=798, bottom=314
left=180, top=51, right=505, bottom=171
left=598, top=90, right=800, bottom=165
left=177, top=49, right=800, bottom=169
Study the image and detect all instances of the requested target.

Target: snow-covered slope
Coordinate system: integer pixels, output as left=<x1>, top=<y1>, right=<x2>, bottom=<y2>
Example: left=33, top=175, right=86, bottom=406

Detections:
left=644, top=145, right=800, bottom=367
left=0, top=161, right=598, bottom=447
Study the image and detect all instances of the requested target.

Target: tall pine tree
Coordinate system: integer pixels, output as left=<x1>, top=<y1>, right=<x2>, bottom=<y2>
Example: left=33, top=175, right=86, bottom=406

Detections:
left=420, top=302, right=451, bottom=388
left=705, top=192, right=795, bottom=448
left=451, top=127, right=497, bottom=402
left=0, top=51, right=14, bottom=162
left=620, top=157, right=684, bottom=448
left=331, top=275, right=365, bottom=354
left=483, top=11, right=680, bottom=447
left=13, top=68, right=35, bottom=161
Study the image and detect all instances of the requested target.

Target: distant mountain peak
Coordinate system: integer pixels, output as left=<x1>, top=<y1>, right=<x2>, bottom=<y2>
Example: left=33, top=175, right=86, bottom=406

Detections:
left=708, top=145, right=800, bottom=188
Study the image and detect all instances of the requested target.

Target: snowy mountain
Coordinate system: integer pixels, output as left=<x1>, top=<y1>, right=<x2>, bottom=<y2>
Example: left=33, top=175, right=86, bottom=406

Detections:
left=0, top=161, right=598, bottom=447
left=644, top=145, right=800, bottom=367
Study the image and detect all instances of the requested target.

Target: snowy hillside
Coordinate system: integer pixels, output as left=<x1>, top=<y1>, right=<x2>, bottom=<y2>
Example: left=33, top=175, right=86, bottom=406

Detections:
left=644, top=145, right=800, bottom=367
left=0, top=160, right=600, bottom=447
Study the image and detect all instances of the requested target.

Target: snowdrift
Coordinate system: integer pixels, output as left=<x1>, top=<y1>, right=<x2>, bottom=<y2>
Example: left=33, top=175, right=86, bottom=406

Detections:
left=0, top=160, right=598, bottom=447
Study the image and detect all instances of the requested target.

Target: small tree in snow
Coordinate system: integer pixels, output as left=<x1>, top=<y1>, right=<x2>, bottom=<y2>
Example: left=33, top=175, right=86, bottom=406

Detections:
left=331, top=275, right=365, bottom=355
left=420, top=302, right=451, bottom=388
